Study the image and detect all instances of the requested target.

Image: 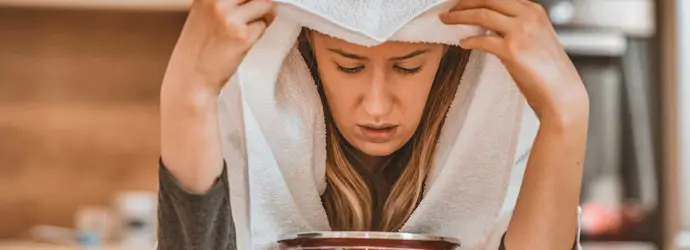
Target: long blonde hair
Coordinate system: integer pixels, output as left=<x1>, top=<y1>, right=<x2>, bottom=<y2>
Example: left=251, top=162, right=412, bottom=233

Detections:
left=298, top=30, right=471, bottom=231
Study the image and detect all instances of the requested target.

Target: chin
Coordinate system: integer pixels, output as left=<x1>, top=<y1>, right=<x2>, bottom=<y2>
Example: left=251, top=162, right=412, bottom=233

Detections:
left=354, top=141, right=404, bottom=157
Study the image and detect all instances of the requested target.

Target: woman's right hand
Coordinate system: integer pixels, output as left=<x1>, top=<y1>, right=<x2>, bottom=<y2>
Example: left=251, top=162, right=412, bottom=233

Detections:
left=160, top=0, right=274, bottom=194
left=166, top=0, right=275, bottom=94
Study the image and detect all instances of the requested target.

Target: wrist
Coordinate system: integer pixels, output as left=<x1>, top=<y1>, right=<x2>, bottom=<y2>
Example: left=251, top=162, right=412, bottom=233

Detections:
left=538, top=90, right=589, bottom=133
left=539, top=111, right=587, bottom=134
left=162, top=54, right=232, bottom=99
left=161, top=73, right=220, bottom=115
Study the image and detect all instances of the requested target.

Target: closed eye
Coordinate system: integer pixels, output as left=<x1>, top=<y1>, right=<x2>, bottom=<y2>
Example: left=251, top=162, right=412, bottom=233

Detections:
left=337, top=64, right=365, bottom=74
left=394, top=66, right=423, bottom=75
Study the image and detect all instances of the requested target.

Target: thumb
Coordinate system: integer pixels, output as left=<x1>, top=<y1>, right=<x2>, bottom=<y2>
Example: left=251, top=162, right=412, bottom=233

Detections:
left=246, top=20, right=268, bottom=44
left=264, top=9, right=276, bottom=25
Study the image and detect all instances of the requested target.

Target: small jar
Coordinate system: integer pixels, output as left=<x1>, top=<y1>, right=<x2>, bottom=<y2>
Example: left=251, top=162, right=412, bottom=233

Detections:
left=279, top=231, right=460, bottom=250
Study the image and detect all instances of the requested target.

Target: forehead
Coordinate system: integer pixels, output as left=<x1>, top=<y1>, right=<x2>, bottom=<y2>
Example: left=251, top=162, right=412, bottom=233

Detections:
left=309, top=31, right=441, bottom=57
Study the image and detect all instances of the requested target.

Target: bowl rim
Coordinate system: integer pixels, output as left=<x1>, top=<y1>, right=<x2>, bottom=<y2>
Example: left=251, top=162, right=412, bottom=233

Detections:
left=277, top=231, right=461, bottom=245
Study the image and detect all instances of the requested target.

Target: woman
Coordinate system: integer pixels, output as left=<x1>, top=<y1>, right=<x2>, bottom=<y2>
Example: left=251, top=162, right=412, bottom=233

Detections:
left=158, top=0, right=589, bottom=249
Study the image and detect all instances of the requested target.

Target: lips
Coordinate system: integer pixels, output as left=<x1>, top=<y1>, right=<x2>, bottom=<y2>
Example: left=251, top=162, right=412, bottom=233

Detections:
left=358, top=124, right=398, bottom=143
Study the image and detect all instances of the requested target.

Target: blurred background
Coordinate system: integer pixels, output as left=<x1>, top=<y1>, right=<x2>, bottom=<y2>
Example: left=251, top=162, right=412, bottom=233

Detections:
left=0, top=0, right=687, bottom=249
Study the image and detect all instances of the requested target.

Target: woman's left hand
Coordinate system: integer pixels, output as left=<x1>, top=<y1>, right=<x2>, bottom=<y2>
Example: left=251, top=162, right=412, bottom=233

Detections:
left=442, top=2, right=588, bottom=249
left=440, top=0, right=588, bottom=128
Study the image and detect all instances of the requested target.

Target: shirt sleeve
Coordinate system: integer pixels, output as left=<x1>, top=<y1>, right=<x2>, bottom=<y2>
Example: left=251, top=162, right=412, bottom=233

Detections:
left=157, top=158, right=237, bottom=250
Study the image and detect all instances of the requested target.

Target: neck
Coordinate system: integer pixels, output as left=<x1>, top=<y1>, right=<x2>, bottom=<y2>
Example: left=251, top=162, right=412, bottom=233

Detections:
left=353, top=151, right=391, bottom=172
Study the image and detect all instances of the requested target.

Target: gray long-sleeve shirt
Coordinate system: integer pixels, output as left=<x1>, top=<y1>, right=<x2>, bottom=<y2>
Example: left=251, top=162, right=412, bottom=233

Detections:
left=157, top=160, right=237, bottom=250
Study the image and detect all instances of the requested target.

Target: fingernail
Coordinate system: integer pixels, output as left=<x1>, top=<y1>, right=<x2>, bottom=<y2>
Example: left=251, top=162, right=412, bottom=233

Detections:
left=439, top=13, right=448, bottom=22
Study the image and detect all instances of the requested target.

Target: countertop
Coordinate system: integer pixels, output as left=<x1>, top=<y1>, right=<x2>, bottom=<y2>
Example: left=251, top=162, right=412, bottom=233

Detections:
left=0, top=241, right=153, bottom=250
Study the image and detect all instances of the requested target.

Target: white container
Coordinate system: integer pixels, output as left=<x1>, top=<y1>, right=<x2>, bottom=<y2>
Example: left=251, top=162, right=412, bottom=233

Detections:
left=113, top=191, right=157, bottom=246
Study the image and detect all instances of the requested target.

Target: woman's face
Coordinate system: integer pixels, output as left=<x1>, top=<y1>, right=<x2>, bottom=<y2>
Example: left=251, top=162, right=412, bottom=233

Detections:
left=310, top=32, right=446, bottom=157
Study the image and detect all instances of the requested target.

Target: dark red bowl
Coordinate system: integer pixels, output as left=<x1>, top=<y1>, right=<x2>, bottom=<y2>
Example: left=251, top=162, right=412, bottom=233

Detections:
left=278, top=231, right=461, bottom=250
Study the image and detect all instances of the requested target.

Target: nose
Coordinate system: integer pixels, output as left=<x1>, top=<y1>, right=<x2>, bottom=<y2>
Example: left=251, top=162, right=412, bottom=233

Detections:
left=362, top=70, right=393, bottom=119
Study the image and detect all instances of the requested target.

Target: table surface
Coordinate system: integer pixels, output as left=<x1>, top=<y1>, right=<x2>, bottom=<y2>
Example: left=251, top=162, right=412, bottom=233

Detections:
left=0, top=241, right=153, bottom=250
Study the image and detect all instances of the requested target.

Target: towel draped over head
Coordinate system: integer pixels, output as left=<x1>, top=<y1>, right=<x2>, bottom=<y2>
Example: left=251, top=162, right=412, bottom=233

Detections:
left=215, top=0, right=556, bottom=249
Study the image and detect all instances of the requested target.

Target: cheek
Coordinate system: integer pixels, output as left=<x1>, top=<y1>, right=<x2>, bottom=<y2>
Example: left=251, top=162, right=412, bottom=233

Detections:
left=396, top=68, right=438, bottom=128
left=317, top=66, right=360, bottom=127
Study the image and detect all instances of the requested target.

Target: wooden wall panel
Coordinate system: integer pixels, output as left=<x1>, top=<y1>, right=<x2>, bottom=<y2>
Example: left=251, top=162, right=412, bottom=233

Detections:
left=0, top=8, right=186, bottom=238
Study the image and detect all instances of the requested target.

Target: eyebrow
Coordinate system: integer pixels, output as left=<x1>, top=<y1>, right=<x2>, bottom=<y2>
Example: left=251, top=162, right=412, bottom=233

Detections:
left=327, top=48, right=429, bottom=61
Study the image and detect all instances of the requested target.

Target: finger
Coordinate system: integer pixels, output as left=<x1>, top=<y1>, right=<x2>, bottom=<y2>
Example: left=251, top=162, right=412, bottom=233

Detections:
left=440, top=9, right=514, bottom=35
left=521, top=0, right=549, bottom=15
left=264, top=9, right=276, bottom=25
left=194, top=0, right=217, bottom=5
left=459, top=35, right=506, bottom=58
left=245, top=20, right=268, bottom=44
left=216, top=0, right=251, bottom=11
left=220, top=0, right=251, bottom=5
left=196, top=0, right=247, bottom=10
left=230, top=0, right=274, bottom=23
left=450, top=0, right=527, bottom=17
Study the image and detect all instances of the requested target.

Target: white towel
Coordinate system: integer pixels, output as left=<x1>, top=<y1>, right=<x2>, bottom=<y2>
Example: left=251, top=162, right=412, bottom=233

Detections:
left=216, top=0, right=580, bottom=249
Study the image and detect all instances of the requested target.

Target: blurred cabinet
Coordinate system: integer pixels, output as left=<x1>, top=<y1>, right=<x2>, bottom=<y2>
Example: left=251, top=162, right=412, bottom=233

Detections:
left=675, top=0, right=690, bottom=249
left=0, top=8, right=186, bottom=238
left=538, top=0, right=666, bottom=247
